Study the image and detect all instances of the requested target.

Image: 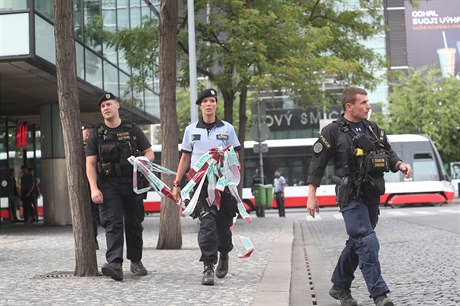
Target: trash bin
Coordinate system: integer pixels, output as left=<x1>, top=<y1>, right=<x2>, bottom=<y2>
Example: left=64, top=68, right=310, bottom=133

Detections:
left=253, top=184, right=266, bottom=208
left=264, top=184, right=273, bottom=207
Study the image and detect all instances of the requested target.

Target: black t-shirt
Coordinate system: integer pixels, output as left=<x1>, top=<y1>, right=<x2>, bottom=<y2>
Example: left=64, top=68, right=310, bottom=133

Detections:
left=348, top=120, right=366, bottom=134
left=85, top=122, right=151, bottom=157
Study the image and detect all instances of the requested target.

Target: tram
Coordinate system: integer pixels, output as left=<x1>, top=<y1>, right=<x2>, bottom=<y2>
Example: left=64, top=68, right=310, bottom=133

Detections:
left=143, top=134, right=455, bottom=213
left=1, top=134, right=455, bottom=219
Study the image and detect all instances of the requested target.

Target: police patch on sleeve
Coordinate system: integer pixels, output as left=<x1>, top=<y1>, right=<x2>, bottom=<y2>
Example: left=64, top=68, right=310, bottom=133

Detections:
left=313, top=142, right=323, bottom=154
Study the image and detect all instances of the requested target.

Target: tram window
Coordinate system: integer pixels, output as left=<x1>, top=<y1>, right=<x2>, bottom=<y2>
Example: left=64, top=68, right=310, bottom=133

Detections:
left=384, top=171, right=400, bottom=182
left=412, top=153, right=439, bottom=181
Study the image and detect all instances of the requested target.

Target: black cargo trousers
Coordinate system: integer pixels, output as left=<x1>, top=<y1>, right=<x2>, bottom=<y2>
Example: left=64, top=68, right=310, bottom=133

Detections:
left=98, top=177, right=145, bottom=264
left=194, top=186, right=237, bottom=264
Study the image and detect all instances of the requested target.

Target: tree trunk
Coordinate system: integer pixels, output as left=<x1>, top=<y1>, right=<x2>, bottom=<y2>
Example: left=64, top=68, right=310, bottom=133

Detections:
left=53, top=0, right=98, bottom=275
left=237, top=85, right=248, bottom=194
left=222, top=89, right=235, bottom=123
left=157, top=0, right=182, bottom=249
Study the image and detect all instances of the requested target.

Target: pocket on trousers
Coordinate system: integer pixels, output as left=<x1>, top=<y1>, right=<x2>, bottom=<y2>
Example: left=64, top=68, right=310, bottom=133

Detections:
left=220, top=191, right=238, bottom=217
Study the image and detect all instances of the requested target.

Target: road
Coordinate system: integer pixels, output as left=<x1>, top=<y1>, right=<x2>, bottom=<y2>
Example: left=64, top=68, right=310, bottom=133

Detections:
left=283, top=204, right=460, bottom=306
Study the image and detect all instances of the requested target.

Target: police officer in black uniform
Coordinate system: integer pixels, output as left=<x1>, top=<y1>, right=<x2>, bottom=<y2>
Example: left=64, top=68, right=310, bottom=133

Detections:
left=306, top=87, right=412, bottom=306
left=86, top=93, right=154, bottom=281
left=172, top=88, right=241, bottom=286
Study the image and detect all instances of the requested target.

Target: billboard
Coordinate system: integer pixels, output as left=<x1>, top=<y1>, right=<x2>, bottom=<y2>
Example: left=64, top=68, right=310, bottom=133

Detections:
left=404, top=0, right=460, bottom=77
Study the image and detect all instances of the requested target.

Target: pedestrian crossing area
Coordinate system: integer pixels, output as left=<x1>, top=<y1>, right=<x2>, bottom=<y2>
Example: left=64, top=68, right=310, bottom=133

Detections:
left=305, top=207, right=460, bottom=222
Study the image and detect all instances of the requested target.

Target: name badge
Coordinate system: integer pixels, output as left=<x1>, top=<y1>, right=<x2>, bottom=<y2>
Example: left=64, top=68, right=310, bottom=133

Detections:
left=216, top=134, right=229, bottom=140
left=192, top=134, right=201, bottom=141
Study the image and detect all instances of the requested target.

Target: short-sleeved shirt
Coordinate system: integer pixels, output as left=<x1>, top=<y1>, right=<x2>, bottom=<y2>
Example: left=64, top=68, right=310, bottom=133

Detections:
left=181, top=118, right=240, bottom=166
left=273, top=176, right=286, bottom=193
left=85, top=121, right=151, bottom=157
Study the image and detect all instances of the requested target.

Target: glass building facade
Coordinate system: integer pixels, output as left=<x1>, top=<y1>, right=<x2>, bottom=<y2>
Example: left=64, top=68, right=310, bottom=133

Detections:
left=0, top=0, right=160, bottom=220
left=30, top=0, right=161, bottom=117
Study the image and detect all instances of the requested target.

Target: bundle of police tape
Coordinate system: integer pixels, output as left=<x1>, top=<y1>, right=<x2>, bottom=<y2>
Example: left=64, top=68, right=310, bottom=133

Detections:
left=127, top=145, right=254, bottom=258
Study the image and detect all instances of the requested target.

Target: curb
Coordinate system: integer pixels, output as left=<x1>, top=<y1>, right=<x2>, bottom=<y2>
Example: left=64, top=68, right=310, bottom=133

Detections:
left=251, top=218, right=293, bottom=306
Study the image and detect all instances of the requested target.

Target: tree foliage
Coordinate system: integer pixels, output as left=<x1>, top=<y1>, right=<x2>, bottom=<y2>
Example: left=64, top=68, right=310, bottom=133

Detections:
left=179, top=0, right=386, bottom=115
left=373, top=68, right=460, bottom=163
left=107, top=0, right=389, bottom=196
left=110, top=0, right=386, bottom=115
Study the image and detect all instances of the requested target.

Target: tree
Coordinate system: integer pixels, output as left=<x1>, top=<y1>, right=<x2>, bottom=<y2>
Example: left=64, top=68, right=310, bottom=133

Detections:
left=177, top=0, right=386, bottom=181
left=156, top=0, right=182, bottom=249
left=373, top=67, right=460, bottom=164
left=109, top=0, right=389, bottom=193
left=53, top=0, right=98, bottom=275
left=111, top=0, right=386, bottom=118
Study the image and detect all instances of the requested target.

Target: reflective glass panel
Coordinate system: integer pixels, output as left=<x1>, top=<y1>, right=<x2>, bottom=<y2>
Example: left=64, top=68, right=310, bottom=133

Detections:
left=144, top=90, right=160, bottom=118
left=102, top=0, right=116, bottom=32
left=83, top=0, right=102, bottom=52
left=85, top=49, right=103, bottom=87
left=0, top=0, right=27, bottom=11
left=103, top=60, right=119, bottom=96
left=76, top=42, right=85, bottom=79
left=74, top=0, right=84, bottom=41
left=103, top=42, right=117, bottom=64
left=34, top=0, right=53, bottom=20
left=117, top=0, right=129, bottom=29
left=130, top=0, right=141, bottom=28
left=119, top=71, right=131, bottom=100
left=35, top=15, right=56, bottom=64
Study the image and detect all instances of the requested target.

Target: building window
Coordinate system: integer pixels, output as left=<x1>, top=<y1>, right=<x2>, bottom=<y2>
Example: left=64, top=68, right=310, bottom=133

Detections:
left=34, top=0, right=53, bottom=20
left=1, top=0, right=27, bottom=11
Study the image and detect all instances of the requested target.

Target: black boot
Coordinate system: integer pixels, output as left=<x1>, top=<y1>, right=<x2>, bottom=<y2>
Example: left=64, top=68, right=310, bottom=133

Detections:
left=201, top=262, right=215, bottom=285
left=131, top=260, right=148, bottom=276
left=374, top=294, right=394, bottom=306
left=329, top=285, right=358, bottom=306
left=216, top=253, right=229, bottom=279
left=101, top=261, right=123, bottom=281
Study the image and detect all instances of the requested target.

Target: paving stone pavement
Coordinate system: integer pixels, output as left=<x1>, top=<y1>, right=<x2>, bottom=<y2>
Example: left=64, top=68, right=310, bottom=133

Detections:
left=1, top=198, right=459, bottom=305
left=300, top=202, right=460, bottom=306
left=0, top=214, right=291, bottom=306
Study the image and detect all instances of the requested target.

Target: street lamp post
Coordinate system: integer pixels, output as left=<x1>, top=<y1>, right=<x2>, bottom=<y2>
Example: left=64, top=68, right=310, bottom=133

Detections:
left=187, top=0, right=198, bottom=122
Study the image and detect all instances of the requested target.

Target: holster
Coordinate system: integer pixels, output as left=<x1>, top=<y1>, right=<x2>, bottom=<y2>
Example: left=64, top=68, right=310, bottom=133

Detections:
left=332, top=176, right=352, bottom=208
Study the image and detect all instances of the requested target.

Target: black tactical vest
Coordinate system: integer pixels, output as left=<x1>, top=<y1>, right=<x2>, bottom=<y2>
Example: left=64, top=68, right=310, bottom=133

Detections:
left=95, top=120, right=141, bottom=178
left=334, top=118, right=389, bottom=197
left=333, top=118, right=385, bottom=178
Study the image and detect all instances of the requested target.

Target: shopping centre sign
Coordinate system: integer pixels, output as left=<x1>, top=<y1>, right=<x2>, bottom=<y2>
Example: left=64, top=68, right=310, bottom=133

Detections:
left=265, top=106, right=341, bottom=130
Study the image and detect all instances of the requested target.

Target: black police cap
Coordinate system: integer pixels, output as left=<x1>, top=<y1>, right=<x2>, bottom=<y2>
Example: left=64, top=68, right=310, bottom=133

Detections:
left=98, top=92, right=119, bottom=106
left=196, top=88, right=218, bottom=105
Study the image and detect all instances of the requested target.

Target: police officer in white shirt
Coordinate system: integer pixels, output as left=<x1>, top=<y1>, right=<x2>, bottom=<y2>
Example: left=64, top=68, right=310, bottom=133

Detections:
left=172, top=88, right=241, bottom=286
